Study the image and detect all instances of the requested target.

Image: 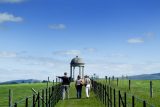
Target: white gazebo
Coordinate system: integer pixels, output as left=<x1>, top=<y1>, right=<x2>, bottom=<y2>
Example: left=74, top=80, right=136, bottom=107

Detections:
left=70, top=56, right=85, bottom=81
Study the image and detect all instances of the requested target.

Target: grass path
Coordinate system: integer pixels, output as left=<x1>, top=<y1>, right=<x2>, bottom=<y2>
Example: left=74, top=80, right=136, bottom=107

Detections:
left=55, top=82, right=103, bottom=107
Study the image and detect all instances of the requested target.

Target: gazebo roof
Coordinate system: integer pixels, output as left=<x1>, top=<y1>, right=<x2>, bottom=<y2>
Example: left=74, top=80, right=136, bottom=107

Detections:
left=70, top=56, right=85, bottom=67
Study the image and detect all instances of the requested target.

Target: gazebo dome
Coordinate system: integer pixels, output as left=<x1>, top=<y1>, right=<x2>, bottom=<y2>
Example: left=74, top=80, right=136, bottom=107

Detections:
left=70, top=56, right=84, bottom=67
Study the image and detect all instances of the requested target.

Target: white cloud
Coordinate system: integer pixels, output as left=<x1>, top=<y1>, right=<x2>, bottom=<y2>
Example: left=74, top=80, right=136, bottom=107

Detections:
left=0, top=51, right=17, bottom=58
left=0, top=0, right=25, bottom=3
left=0, top=12, right=23, bottom=23
left=127, top=38, right=144, bottom=43
left=53, top=50, right=81, bottom=56
left=49, top=24, right=66, bottom=30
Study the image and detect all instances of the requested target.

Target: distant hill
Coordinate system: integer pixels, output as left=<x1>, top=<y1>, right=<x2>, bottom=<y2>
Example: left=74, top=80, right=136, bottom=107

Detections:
left=0, top=79, right=41, bottom=85
left=128, top=73, right=160, bottom=80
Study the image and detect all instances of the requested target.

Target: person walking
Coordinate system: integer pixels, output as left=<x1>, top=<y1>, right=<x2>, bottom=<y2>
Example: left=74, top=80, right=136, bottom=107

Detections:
left=75, top=75, right=83, bottom=99
left=57, top=72, right=71, bottom=100
left=84, top=75, right=91, bottom=98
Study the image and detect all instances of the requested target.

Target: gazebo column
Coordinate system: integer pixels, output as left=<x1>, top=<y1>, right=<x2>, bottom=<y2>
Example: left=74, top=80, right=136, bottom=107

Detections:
left=79, top=66, right=81, bottom=77
left=82, top=66, right=84, bottom=79
left=70, top=65, right=72, bottom=79
left=73, top=67, right=75, bottom=80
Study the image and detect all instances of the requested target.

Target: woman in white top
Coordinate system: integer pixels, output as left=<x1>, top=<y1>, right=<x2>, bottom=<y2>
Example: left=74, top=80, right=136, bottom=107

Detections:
left=84, top=75, right=91, bottom=98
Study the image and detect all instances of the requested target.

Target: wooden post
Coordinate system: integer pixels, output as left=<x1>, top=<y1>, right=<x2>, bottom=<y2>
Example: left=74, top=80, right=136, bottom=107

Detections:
left=46, top=88, right=48, bottom=107
left=105, top=76, right=107, bottom=83
left=14, top=103, right=17, bottom=107
left=114, top=89, right=116, bottom=107
left=47, top=76, right=49, bottom=88
left=150, top=81, right=153, bottom=98
left=110, top=87, right=112, bottom=107
left=49, top=87, right=51, bottom=107
left=118, top=90, right=120, bottom=107
left=42, top=89, right=45, bottom=107
left=129, top=80, right=131, bottom=90
left=9, top=89, right=12, bottom=107
left=117, top=78, right=119, bottom=86
left=143, top=100, right=146, bottom=107
left=124, top=92, right=126, bottom=107
left=38, top=92, right=40, bottom=107
left=109, top=77, right=110, bottom=84
left=33, top=94, right=35, bottom=107
left=25, top=97, right=28, bottom=107
left=105, top=85, right=107, bottom=107
left=132, top=96, right=135, bottom=107
left=107, top=86, right=109, bottom=107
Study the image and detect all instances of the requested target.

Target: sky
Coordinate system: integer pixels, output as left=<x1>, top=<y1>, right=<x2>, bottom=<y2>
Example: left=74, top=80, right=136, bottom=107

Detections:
left=0, top=0, right=160, bottom=82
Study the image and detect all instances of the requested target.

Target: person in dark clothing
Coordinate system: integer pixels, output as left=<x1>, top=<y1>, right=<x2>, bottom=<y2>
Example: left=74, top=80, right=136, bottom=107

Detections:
left=75, top=75, right=83, bottom=99
left=57, top=72, right=71, bottom=100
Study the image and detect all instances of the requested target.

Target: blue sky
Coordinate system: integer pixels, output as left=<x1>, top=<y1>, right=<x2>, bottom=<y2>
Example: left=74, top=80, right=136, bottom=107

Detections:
left=0, top=0, right=160, bottom=82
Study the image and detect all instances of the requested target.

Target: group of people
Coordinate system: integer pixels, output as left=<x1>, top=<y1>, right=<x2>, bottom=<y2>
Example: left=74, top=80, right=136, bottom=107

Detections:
left=75, top=75, right=91, bottom=99
left=57, top=72, right=91, bottom=100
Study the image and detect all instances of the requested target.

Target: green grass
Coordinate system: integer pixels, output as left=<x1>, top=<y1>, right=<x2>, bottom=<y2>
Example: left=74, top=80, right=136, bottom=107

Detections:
left=1, top=80, right=160, bottom=107
left=98, top=79, right=160, bottom=107
left=0, top=82, right=53, bottom=107
left=55, top=82, right=104, bottom=107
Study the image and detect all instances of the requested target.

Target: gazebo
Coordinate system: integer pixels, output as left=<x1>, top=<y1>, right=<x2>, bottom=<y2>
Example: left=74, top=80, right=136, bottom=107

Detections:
left=70, top=56, right=85, bottom=81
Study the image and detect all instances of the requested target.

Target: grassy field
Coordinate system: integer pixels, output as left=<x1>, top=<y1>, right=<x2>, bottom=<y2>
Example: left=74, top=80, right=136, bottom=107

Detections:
left=1, top=80, right=160, bottom=107
left=0, top=82, right=53, bottom=107
left=98, top=79, right=160, bottom=107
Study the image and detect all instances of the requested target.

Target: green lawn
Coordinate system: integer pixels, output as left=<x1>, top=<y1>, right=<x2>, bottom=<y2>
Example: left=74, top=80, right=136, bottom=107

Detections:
left=55, top=82, right=104, bottom=107
left=1, top=80, right=160, bottom=107
left=0, top=83, right=53, bottom=107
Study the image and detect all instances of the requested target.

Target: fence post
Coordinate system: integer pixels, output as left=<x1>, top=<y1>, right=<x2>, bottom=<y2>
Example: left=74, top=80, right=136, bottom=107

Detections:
left=113, top=89, right=116, bottom=107
left=143, top=100, right=146, bottom=107
left=46, top=88, right=48, bottom=107
left=107, top=86, right=109, bottom=107
left=129, top=80, right=131, bottom=90
left=118, top=90, right=120, bottom=107
left=117, top=78, right=119, bottom=86
left=42, top=89, right=45, bottom=107
left=25, top=97, right=28, bottom=107
left=38, top=92, right=40, bottom=107
left=124, top=92, right=126, bottom=107
left=110, top=87, right=112, bottom=107
left=132, top=96, right=135, bottom=107
left=105, top=76, right=107, bottom=83
left=105, top=85, right=107, bottom=107
left=9, top=89, right=12, bottom=107
left=103, top=85, right=104, bottom=104
left=49, top=87, right=51, bottom=107
left=47, top=76, right=50, bottom=88
left=14, top=103, right=17, bottom=107
left=150, top=81, right=153, bottom=98
left=109, top=77, right=110, bottom=85
left=33, top=94, right=35, bottom=107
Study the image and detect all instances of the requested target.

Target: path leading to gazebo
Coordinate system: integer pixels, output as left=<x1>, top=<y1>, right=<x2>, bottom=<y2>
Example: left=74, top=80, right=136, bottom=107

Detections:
left=55, top=82, right=103, bottom=107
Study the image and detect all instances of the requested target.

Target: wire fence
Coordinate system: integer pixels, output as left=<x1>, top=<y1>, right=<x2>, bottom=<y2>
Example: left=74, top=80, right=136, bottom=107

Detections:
left=11, top=83, right=62, bottom=107
left=92, top=79, right=155, bottom=107
left=0, top=80, right=61, bottom=107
